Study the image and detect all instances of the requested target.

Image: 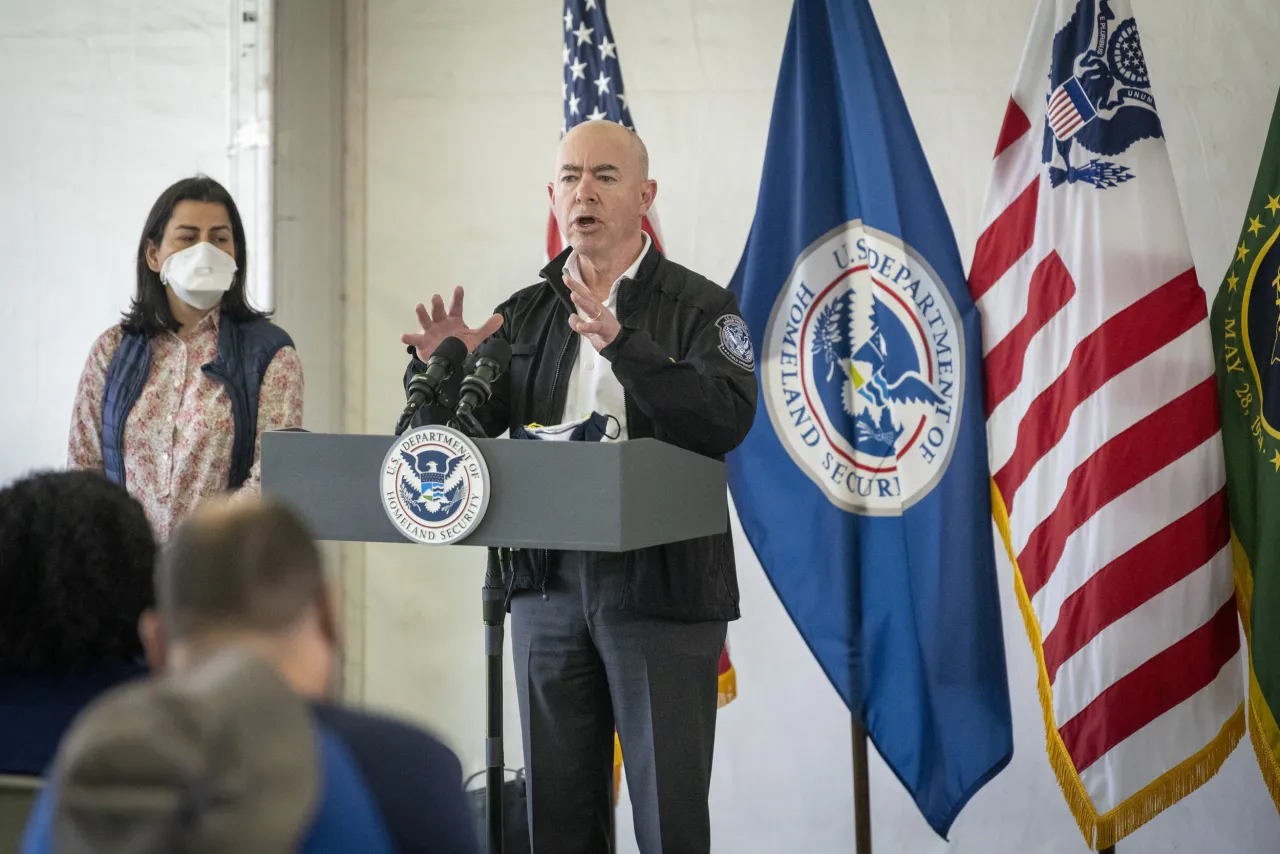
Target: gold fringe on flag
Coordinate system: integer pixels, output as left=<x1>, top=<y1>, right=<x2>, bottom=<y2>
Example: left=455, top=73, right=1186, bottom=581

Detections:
left=613, top=733, right=623, bottom=803
left=1231, top=532, right=1280, bottom=814
left=1247, top=665, right=1280, bottom=816
left=718, top=660, right=738, bottom=707
left=993, top=482, right=1244, bottom=850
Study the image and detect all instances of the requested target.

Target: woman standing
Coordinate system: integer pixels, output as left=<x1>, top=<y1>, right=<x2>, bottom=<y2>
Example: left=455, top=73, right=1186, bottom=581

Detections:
left=68, top=176, right=303, bottom=540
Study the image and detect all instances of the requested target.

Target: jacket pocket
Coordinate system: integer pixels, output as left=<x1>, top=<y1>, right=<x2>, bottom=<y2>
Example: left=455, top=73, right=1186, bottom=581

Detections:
left=621, top=532, right=738, bottom=620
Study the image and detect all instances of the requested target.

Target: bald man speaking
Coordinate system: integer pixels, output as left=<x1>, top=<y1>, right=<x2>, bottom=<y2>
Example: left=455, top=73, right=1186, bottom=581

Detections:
left=401, top=120, right=757, bottom=853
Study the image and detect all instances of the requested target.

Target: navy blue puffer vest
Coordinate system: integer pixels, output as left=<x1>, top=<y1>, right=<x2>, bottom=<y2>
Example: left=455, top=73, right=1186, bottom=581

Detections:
left=101, top=316, right=293, bottom=490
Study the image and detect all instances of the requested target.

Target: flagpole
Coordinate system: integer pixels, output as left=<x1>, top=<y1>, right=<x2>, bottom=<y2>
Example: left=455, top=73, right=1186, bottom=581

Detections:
left=851, top=717, right=872, bottom=854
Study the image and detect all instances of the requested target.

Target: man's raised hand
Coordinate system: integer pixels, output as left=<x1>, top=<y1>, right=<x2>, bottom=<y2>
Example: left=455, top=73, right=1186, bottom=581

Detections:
left=400, top=286, right=503, bottom=359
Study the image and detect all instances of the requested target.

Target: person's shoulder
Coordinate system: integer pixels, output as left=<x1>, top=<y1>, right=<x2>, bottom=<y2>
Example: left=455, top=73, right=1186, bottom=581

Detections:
left=231, top=315, right=295, bottom=350
left=649, top=254, right=735, bottom=315
left=76, top=324, right=128, bottom=379
left=312, top=703, right=462, bottom=775
left=312, top=703, right=478, bottom=854
left=313, top=702, right=444, bottom=744
left=90, top=325, right=127, bottom=361
left=497, top=280, right=552, bottom=315
left=499, top=250, right=570, bottom=315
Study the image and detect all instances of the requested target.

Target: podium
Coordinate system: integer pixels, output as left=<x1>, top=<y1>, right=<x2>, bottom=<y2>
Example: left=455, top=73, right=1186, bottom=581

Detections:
left=261, top=431, right=729, bottom=853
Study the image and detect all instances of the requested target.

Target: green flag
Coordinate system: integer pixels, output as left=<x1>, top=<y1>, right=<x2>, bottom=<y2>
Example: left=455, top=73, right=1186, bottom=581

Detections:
left=1210, top=86, right=1280, bottom=814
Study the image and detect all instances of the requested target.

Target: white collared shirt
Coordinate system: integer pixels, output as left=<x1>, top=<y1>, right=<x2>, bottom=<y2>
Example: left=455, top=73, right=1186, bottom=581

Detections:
left=559, top=232, right=651, bottom=440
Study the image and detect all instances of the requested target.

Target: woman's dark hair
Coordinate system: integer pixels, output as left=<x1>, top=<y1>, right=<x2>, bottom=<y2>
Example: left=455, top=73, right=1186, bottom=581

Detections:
left=121, top=175, right=268, bottom=336
left=0, top=471, right=156, bottom=673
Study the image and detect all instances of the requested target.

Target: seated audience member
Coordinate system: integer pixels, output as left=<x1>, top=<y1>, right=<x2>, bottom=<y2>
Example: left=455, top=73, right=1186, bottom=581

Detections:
left=25, top=496, right=479, bottom=854
left=0, top=471, right=154, bottom=776
left=22, top=648, right=395, bottom=854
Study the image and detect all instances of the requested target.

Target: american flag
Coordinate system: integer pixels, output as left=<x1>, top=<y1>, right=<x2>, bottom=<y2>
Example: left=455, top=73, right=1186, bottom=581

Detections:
left=970, top=1, right=1243, bottom=848
left=1046, top=77, right=1098, bottom=141
left=551, top=0, right=663, bottom=259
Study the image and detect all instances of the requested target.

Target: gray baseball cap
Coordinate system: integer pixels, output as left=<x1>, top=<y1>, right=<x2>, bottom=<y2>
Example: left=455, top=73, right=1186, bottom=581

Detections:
left=49, top=649, right=320, bottom=854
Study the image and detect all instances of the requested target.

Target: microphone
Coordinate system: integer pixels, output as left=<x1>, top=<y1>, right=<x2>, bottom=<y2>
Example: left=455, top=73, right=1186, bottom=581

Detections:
left=395, top=336, right=468, bottom=435
left=453, top=338, right=512, bottom=426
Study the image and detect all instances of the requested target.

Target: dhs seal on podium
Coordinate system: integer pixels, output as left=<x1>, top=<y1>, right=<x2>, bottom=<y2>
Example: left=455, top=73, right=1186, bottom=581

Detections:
left=380, top=426, right=490, bottom=544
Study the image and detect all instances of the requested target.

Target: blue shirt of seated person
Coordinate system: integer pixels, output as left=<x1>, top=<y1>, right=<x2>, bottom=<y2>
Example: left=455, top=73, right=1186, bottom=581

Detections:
left=0, top=471, right=156, bottom=777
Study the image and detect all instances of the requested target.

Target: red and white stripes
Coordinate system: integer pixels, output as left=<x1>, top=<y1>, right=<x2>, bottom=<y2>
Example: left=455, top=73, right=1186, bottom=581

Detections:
left=970, top=2, right=1243, bottom=845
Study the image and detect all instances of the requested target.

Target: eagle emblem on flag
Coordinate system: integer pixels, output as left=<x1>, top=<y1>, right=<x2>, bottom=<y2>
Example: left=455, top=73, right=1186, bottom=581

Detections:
left=1043, top=0, right=1163, bottom=188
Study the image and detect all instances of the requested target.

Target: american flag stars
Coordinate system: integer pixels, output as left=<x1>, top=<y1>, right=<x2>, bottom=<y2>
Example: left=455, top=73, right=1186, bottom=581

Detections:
left=562, top=0, right=634, bottom=136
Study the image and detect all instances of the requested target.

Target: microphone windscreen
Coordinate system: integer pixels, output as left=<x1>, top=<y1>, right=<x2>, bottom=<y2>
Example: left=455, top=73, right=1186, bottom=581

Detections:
left=475, top=337, right=513, bottom=371
left=431, top=336, right=468, bottom=368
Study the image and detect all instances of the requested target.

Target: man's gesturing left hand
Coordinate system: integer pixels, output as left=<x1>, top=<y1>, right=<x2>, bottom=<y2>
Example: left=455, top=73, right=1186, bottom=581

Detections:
left=564, top=271, right=621, bottom=351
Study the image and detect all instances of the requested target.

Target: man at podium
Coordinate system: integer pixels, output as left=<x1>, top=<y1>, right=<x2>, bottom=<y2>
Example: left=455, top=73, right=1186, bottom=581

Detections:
left=400, top=120, right=756, bottom=853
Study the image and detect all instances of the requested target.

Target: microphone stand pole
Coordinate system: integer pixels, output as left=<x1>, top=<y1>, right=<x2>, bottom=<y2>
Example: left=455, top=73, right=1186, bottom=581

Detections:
left=480, top=551, right=508, bottom=854
left=451, top=409, right=487, bottom=442
left=397, top=384, right=504, bottom=851
left=449, top=408, right=506, bottom=854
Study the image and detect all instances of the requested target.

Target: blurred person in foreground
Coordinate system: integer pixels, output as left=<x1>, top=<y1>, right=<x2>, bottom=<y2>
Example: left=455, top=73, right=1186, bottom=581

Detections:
left=22, top=497, right=479, bottom=854
left=22, top=648, right=395, bottom=853
left=0, top=471, right=154, bottom=777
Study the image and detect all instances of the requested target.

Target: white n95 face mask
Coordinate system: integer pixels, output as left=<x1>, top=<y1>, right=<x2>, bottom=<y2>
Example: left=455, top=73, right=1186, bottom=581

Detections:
left=160, top=242, right=238, bottom=310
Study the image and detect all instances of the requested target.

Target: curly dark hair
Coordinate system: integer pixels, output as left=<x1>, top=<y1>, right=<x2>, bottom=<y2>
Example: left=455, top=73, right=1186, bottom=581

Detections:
left=0, top=470, right=156, bottom=673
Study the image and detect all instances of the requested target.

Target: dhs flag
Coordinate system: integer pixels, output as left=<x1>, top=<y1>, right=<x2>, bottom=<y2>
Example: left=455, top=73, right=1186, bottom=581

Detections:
left=728, top=0, right=1013, bottom=836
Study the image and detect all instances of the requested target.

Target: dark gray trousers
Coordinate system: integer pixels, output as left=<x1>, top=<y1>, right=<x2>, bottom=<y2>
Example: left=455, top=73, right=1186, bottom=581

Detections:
left=510, top=550, right=727, bottom=854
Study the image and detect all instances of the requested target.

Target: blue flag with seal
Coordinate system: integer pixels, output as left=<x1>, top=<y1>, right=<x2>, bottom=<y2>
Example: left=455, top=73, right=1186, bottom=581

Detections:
left=728, top=0, right=1013, bottom=837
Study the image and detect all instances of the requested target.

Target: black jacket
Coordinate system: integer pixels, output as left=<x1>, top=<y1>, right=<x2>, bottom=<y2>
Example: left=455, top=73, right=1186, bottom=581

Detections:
left=407, top=246, right=757, bottom=621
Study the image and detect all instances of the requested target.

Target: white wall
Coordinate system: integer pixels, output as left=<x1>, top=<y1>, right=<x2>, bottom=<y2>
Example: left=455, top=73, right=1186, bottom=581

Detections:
left=349, top=1, right=1280, bottom=852
left=0, top=1, right=238, bottom=483
left=272, top=0, right=344, bottom=437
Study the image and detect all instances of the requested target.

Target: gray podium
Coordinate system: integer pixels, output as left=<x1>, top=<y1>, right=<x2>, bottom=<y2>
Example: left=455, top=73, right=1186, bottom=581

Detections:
left=260, top=430, right=728, bottom=853
left=261, top=431, right=727, bottom=551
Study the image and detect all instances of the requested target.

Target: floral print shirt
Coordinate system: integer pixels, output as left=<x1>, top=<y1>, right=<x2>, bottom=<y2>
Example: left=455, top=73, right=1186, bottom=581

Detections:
left=67, top=307, right=304, bottom=541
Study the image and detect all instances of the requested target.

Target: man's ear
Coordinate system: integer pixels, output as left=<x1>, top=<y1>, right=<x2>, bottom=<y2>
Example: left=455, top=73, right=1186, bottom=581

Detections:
left=639, top=178, right=657, bottom=218
left=138, top=610, right=167, bottom=673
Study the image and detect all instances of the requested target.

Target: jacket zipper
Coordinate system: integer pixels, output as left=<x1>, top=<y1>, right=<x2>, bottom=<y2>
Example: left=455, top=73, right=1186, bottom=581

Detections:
left=615, top=284, right=632, bottom=440
left=539, top=330, right=576, bottom=599
left=548, top=331, right=574, bottom=417
left=616, top=292, right=634, bottom=607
